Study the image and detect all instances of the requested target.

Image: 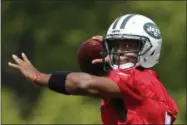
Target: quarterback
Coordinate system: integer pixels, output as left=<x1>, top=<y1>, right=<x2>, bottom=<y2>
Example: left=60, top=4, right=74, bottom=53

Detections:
left=8, top=14, right=178, bottom=124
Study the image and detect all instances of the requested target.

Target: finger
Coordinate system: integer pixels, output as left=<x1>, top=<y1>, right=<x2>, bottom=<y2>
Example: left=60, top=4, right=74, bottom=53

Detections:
left=12, top=54, right=24, bottom=65
left=105, top=55, right=110, bottom=62
left=92, top=59, right=103, bottom=64
left=8, top=62, right=20, bottom=70
left=92, top=35, right=103, bottom=41
left=92, top=55, right=110, bottom=64
left=92, top=35, right=103, bottom=42
left=21, top=53, right=31, bottom=64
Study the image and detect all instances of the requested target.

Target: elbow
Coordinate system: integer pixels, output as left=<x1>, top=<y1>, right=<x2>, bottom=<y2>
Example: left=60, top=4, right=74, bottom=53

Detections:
left=66, top=73, right=96, bottom=95
left=77, top=74, right=94, bottom=91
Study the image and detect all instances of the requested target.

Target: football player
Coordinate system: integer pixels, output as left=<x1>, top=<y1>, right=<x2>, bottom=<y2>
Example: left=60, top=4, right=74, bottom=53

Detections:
left=8, top=14, right=178, bottom=124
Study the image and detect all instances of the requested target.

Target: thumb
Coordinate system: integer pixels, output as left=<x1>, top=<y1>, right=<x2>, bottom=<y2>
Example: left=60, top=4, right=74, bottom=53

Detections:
left=92, top=59, right=103, bottom=64
left=92, top=55, right=110, bottom=64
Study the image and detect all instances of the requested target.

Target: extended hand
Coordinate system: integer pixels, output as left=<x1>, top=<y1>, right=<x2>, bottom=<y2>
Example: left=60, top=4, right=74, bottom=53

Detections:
left=8, top=53, right=40, bottom=82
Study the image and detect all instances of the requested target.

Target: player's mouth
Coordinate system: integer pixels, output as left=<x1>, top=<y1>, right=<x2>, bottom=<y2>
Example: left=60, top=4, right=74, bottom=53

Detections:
left=114, top=53, right=137, bottom=64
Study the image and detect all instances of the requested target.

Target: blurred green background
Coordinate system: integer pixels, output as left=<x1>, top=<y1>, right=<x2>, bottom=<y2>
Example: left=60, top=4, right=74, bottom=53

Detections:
left=2, top=1, right=186, bottom=124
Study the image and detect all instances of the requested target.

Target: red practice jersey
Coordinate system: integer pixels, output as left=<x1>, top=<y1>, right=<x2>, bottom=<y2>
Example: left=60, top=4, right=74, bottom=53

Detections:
left=100, top=68, right=178, bottom=125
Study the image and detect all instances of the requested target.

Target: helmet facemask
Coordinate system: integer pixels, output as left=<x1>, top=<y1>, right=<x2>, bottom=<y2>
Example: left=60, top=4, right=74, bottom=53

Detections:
left=101, top=34, right=153, bottom=71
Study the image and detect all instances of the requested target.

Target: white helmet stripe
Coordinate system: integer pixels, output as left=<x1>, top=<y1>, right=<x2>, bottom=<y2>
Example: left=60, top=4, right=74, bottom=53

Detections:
left=115, top=15, right=127, bottom=29
left=112, top=17, right=122, bottom=29
left=111, top=14, right=136, bottom=30
left=120, top=14, right=135, bottom=29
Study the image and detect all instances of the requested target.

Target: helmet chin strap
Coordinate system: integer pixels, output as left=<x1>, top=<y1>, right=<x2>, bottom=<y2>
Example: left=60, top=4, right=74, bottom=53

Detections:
left=112, top=62, right=135, bottom=70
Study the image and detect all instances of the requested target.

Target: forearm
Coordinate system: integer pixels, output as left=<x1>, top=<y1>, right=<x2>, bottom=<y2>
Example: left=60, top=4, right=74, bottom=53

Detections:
left=35, top=71, right=99, bottom=96
left=65, top=72, right=98, bottom=95
left=36, top=73, right=51, bottom=87
left=36, top=71, right=76, bottom=95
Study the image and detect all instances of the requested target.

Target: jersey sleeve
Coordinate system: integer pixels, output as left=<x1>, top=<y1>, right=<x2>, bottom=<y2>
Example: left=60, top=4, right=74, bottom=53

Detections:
left=107, top=69, right=143, bottom=100
left=167, top=96, right=179, bottom=124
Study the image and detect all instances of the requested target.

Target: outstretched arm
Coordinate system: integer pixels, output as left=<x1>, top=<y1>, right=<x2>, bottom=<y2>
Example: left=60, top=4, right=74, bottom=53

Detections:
left=8, top=53, right=121, bottom=98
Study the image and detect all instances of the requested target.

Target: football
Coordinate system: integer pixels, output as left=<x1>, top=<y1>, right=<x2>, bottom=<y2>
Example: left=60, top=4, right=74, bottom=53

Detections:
left=77, top=38, right=106, bottom=76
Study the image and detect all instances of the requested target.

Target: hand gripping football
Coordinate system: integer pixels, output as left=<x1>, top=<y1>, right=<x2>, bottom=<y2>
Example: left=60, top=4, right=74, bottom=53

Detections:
left=77, top=38, right=106, bottom=76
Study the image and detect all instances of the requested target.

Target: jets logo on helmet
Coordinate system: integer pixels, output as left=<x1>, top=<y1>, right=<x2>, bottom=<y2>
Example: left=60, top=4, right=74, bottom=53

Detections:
left=144, top=22, right=161, bottom=39
left=102, top=14, right=162, bottom=70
